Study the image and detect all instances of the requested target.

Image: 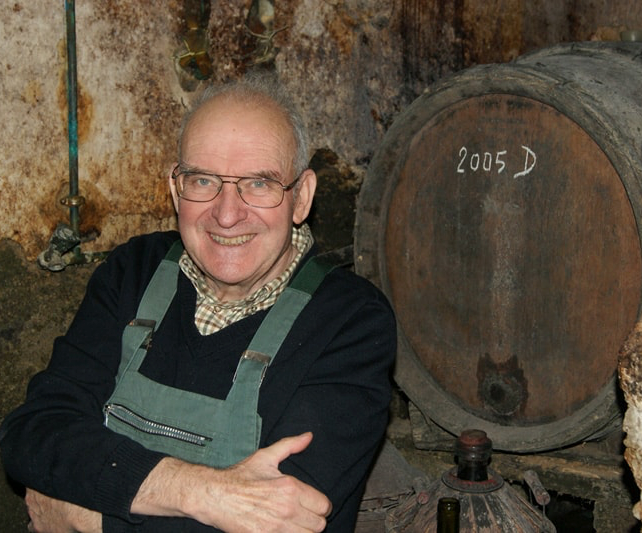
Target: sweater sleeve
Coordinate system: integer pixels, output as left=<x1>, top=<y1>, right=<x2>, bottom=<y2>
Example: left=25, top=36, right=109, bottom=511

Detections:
left=260, top=274, right=397, bottom=532
left=0, top=234, right=174, bottom=522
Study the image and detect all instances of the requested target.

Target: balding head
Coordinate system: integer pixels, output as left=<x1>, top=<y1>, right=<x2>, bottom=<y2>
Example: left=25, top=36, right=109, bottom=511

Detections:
left=179, top=72, right=310, bottom=177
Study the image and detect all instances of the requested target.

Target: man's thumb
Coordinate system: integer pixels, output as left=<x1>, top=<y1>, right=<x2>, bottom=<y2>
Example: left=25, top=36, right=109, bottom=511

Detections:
left=264, top=432, right=314, bottom=464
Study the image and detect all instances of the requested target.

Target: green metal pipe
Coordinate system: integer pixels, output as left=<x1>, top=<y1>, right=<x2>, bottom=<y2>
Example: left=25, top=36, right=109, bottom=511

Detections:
left=37, top=1, right=110, bottom=270
left=65, top=0, right=80, bottom=237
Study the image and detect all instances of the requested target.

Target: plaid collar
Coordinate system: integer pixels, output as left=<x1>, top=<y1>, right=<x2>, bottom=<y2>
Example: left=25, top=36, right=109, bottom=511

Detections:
left=179, top=224, right=314, bottom=335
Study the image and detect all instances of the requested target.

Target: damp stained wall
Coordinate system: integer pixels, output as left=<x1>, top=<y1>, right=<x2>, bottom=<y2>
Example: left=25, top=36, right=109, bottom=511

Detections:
left=4, top=0, right=641, bottom=262
left=1, top=2, right=186, bottom=260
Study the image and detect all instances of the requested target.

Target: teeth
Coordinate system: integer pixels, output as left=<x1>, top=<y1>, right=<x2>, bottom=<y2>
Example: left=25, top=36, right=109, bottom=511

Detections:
left=210, top=233, right=253, bottom=246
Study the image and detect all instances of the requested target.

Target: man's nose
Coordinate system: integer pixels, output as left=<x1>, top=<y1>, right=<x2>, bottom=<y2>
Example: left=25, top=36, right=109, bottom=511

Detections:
left=209, top=181, right=248, bottom=226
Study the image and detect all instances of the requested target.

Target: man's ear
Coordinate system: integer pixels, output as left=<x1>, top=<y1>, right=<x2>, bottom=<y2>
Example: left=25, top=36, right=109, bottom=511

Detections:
left=168, top=164, right=180, bottom=213
left=293, top=169, right=317, bottom=224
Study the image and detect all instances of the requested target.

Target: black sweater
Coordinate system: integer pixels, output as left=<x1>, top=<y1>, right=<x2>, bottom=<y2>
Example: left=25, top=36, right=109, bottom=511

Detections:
left=0, top=231, right=396, bottom=532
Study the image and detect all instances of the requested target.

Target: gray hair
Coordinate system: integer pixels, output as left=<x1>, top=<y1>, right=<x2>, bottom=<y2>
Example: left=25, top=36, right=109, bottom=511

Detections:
left=178, top=71, right=310, bottom=177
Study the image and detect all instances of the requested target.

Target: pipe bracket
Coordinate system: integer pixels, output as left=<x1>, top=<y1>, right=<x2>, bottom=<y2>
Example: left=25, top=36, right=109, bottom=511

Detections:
left=60, top=194, right=86, bottom=207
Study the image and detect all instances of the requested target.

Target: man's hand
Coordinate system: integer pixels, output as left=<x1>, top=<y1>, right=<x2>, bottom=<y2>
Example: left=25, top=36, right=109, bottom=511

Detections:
left=25, top=488, right=102, bottom=533
left=133, top=432, right=332, bottom=532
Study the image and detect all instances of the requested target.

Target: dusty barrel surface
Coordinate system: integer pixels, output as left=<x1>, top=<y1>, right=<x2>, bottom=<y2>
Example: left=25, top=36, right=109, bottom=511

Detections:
left=355, top=42, right=642, bottom=452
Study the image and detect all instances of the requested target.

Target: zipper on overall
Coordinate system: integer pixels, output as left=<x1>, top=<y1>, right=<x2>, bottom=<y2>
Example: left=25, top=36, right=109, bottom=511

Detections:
left=104, top=404, right=212, bottom=446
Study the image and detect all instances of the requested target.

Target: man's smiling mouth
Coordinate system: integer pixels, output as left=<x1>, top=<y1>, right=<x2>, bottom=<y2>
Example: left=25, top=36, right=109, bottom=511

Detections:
left=209, top=233, right=254, bottom=246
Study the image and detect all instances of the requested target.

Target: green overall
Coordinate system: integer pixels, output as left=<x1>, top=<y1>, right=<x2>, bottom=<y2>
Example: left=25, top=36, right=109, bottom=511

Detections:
left=103, top=241, right=333, bottom=468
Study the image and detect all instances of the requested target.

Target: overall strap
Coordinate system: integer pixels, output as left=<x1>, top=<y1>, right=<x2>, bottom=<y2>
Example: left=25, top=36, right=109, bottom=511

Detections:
left=135, top=240, right=184, bottom=329
left=233, top=256, right=335, bottom=387
left=117, top=240, right=183, bottom=377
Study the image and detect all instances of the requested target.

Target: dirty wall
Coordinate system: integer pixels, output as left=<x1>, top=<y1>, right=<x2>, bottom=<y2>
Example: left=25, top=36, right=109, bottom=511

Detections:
left=5, top=0, right=641, bottom=262
left=1, top=0, right=642, bottom=531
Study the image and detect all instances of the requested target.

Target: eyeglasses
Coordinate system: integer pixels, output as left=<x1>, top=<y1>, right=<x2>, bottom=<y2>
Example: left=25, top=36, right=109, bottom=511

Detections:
left=171, top=165, right=302, bottom=208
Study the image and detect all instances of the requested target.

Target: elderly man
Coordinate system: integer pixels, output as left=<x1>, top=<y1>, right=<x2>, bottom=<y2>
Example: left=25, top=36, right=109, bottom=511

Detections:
left=0, top=73, right=396, bottom=532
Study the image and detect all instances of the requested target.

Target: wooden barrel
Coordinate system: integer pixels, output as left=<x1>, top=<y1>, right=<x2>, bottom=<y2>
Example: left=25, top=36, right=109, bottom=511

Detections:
left=355, top=42, right=642, bottom=452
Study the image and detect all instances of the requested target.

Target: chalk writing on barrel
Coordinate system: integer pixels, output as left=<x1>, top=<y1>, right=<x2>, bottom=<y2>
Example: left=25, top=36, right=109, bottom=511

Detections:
left=456, top=145, right=536, bottom=178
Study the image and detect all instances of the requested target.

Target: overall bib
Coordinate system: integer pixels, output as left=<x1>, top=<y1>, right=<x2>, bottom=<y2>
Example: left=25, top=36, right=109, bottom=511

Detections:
left=104, top=241, right=332, bottom=468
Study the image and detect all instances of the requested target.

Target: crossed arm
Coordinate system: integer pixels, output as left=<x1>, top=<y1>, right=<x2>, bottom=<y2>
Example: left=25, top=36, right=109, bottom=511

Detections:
left=26, top=433, right=331, bottom=533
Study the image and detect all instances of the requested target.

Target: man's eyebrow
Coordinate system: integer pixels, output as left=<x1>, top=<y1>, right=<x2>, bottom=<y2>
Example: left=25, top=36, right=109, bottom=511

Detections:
left=251, top=169, right=283, bottom=181
left=218, top=168, right=284, bottom=181
left=181, top=164, right=284, bottom=182
left=178, top=162, right=204, bottom=173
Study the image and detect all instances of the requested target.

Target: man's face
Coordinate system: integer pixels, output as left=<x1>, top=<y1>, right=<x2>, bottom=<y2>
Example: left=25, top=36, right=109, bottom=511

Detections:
left=169, top=96, right=316, bottom=302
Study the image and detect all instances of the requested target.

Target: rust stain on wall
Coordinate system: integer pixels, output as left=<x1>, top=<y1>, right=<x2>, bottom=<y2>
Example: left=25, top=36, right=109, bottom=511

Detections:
left=326, top=7, right=358, bottom=57
left=3, top=1, right=186, bottom=259
left=461, top=0, right=525, bottom=64
left=58, top=79, right=94, bottom=147
left=208, top=2, right=255, bottom=77
left=399, top=0, right=464, bottom=87
left=21, top=80, right=43, bottom=106
left=55, top=39, right=93, bottom=144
